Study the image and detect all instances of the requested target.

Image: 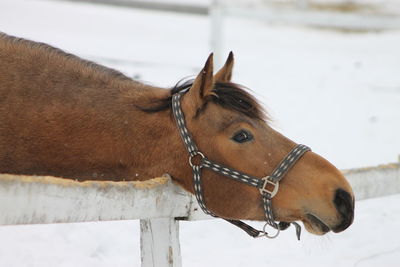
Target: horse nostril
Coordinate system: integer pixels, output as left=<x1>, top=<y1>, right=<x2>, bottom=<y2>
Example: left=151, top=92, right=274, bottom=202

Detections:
left=333, top=188, right=354, bottom=232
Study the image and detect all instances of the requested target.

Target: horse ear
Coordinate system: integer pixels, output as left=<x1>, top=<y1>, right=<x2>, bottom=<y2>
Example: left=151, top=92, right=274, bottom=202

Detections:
left=185, top=53, right=214, bottom=110
left=214, top=51, right=234, bottom=83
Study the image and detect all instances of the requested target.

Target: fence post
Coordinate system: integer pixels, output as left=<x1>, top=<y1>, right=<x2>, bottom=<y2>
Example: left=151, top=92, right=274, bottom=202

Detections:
left=296, top=0, right=309, bottom=9
left=140, top=218, right=182, bottom=267
left=210, top=0, right=224, bottom=67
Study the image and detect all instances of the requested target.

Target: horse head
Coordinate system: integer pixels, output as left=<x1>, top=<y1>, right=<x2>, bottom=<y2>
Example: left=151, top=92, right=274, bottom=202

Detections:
left=173, top=53, right=354, bottom=235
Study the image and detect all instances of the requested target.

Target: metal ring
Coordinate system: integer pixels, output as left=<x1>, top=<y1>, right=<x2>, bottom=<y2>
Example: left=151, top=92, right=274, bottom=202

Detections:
left=262, top=223, right=280, bottom=239
left=189, top=151, right=205, bottom=167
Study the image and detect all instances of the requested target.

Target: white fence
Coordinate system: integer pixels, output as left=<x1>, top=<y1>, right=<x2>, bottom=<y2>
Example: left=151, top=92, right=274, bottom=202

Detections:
left=57, top=0, right=400, bottom=65
left=0, top=162, right=399, bottom=266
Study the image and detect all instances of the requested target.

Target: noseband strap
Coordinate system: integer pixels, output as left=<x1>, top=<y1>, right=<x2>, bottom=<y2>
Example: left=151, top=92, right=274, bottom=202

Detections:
left=172, top=92, right=311, bottom=239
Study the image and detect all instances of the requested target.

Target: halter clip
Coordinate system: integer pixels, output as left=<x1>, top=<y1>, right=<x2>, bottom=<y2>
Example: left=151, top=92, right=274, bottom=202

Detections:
left=255, top=222, right=281, bottom=239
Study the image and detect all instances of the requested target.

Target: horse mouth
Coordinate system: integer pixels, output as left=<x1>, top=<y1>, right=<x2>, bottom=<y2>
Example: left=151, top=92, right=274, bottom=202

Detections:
left=304, top=214, right=331, bottom=235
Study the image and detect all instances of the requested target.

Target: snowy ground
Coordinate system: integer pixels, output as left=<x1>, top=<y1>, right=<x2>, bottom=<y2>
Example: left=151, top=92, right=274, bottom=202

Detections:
left=0, top=0, right=400, bottom=266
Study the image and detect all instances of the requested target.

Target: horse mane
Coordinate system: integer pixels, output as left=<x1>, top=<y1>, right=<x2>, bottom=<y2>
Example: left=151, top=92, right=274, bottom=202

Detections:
left=0, top=32, right=133, bottom=84
left=141, top=79, right=268, bottom=121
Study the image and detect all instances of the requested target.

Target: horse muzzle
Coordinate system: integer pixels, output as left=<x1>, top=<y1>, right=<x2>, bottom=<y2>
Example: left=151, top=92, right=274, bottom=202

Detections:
left=332, top=188, right=355, bottom=233
left=303, top=188, right=354, bottom=235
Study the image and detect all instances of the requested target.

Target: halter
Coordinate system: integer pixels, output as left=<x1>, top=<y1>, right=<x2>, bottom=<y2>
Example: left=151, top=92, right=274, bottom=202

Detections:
left=172, top=91, right=311, bottom=239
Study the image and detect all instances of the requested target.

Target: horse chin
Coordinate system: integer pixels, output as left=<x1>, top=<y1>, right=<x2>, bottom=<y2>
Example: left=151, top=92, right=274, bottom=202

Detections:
left=303, top=214, right=331, bottom=235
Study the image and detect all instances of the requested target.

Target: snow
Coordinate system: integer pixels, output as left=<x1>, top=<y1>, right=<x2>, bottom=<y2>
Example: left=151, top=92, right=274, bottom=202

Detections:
left=0, top=0, right=400, bottom=266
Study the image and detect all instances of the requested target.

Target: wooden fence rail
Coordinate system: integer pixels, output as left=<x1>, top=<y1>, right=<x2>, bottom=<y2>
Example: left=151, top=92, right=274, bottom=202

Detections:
left=0, top=162, right=399, bottom=266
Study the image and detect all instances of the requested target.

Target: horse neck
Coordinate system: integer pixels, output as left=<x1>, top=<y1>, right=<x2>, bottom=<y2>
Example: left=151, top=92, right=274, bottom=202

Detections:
left=0, top=33, right=192, bottom=184
left=117, top=87, right=191, bottom=184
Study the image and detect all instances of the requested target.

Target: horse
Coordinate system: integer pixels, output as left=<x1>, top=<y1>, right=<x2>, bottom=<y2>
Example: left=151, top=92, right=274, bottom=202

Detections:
left=0, top=32, right=354, bottom=237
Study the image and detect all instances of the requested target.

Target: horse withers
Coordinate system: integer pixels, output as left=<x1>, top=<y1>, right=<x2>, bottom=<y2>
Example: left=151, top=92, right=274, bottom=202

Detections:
left=0, top=33, right=354, bottom=237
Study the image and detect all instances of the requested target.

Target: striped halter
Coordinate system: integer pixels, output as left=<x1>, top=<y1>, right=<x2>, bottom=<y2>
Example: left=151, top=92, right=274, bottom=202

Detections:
left=172, top=91, right=311, bottom=239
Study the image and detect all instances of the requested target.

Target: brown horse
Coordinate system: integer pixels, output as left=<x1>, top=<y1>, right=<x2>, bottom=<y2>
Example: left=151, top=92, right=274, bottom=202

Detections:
left=0, top=32, right=354, bottom=236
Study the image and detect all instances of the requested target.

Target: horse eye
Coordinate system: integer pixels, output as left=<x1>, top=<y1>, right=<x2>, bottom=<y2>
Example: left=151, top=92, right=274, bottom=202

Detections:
left=232, top=130, right=253, bottom=143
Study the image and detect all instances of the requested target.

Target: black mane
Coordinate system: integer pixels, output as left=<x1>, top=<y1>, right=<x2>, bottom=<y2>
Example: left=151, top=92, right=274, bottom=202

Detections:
left=141, top=79, right=267, bottom=121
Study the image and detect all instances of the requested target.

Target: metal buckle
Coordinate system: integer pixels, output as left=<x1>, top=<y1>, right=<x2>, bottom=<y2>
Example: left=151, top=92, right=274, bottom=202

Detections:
left=189, top=151, right=205, bottom=167
left=259, top=176, right=279, bottom=198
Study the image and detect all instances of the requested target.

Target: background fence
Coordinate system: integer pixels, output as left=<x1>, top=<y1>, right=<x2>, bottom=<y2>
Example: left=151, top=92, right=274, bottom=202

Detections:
left=57, top=0, right=400, bottom=65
